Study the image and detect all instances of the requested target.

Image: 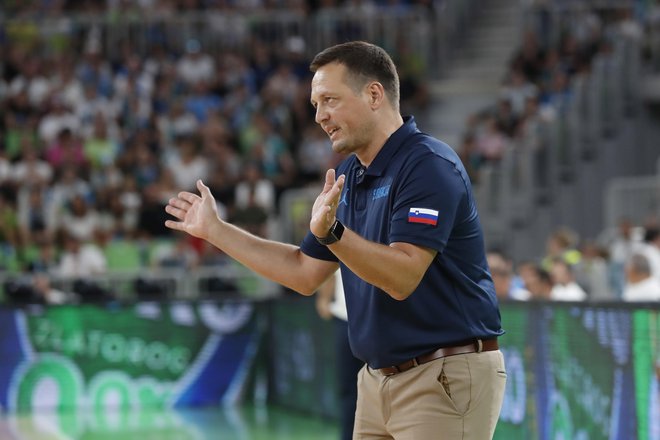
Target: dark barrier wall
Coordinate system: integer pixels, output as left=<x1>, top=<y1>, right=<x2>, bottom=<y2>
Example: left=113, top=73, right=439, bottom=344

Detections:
left=270, top=297, right=660, bottom=440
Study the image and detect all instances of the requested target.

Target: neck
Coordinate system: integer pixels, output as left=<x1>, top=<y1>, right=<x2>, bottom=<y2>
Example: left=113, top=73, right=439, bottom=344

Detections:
left=356, top=112, right=404, bottom=167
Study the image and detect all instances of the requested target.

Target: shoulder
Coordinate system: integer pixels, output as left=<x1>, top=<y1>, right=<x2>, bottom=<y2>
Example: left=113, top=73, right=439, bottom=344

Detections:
left=401, top=132, right=461, bottom=168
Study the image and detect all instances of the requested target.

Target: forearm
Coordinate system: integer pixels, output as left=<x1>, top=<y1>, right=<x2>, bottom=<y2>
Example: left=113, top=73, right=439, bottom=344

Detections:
left=204, top=218, right=333, bottom=295
left=327, top=227, right=434, bottom=300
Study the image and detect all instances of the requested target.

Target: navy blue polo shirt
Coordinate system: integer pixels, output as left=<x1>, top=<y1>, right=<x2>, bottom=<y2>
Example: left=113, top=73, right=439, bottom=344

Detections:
left=300, top=116, right=503, bottom=369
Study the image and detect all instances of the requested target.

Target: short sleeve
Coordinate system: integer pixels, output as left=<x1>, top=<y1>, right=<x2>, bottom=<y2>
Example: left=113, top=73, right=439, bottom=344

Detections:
left=389, top=152, right=468, bottom=253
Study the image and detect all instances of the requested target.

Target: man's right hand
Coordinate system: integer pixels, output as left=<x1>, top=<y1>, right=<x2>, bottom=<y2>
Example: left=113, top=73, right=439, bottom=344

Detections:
left=165, top=179, right=219, bottom=241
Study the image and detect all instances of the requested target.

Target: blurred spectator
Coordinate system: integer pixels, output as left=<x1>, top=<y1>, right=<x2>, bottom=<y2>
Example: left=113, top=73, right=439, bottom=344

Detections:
left=164, top=134, right=209, bottom=192
left=176, top=39, right=215, bottom=87
left=296, top=124, right=335, bottom=184
left=150, top=234, right=199, bottom=269
left=25, top=237, right=59, bottom=274
left=641, top=227, right=660, bottom=281
left=600, top=218, right=646, bottom=298
left=549, top=258, right=587, bottom=301
left=519, top=263, right=553, bottom=301
left=487, top=251, right=530, bottom=300
left=7, top=57, right=51, bottom=108
left=235, top=161, right=276, bottom=215
left=622, top=253, right=660, bottom=302
left=541, top=227, right=582, bottom=270
left=48, top=165, right=93, bottom=233
left=38, top=98, right=80, bottom=145
left=475, top=116, right=507, bottom=162
left=16, top=183, right=53, bottom=245
left=59, top=194, right=102, bottom=243
left=56, top=232, right=107, bottom=278
left=240, top=113, right=296, bottom=190
left=500, top=68, right=539, bottom=117
left=44, top=128, right=88, bottom=173
left=12, top=144, right=54, bottom=187
left=82, top=114, right=120, bottom=170
left=574, top=240, right=612, bottom=301
left=0, top=191, right=21, bottom=251
left=31, top=273, right=70, bottom=305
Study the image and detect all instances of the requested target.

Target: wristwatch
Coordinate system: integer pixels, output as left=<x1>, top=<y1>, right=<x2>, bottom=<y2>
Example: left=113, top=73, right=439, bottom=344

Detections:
left=315, top=219, right=345, bottom=245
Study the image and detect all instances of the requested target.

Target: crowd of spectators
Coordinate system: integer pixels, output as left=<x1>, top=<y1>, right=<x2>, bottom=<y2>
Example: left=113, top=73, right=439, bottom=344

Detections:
left=0, top=1, right=432, bottom=304
left=457, top=6, right=644, bottom=184
left=489, top=218, right=660, bottom=303
left=1, top=2, right=658, bottom=305
left=459, top=5, right=660, bottom=303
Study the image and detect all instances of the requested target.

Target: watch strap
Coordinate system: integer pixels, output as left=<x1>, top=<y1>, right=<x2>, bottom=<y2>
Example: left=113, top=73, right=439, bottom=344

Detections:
left=315, top=219, right=345, bottom=245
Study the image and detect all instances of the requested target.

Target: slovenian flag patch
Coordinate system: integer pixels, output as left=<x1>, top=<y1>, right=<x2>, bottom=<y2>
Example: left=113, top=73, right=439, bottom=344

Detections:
left=408, top=207, right=439, bottom=226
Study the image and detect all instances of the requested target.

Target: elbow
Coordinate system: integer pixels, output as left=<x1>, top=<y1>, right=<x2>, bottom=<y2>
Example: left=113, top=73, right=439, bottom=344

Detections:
left=387, top=289, right=412, bottom=301
left=385, top=280, right=420, bottom=301
left=385, top=288, right=415, bottom=301
left=293, top=280, right=320, bottom=296
left=297, top=286, right=316, bottom=296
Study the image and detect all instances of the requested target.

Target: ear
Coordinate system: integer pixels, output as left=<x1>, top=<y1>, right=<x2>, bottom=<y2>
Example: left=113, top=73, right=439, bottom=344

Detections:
left=366, top=81, right=385, bottom=109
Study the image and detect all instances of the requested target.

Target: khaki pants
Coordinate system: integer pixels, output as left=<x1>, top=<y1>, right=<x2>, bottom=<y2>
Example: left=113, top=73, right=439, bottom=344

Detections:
left=354, top=350, right=506, bottom=440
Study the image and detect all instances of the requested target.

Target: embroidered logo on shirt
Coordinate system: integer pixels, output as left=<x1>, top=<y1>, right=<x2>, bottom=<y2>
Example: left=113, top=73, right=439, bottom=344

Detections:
left=372, top=185, right=390, bottom=201
left=408, top=207, right=439, bottom=226
left=338, top=187, right=349, bottom=207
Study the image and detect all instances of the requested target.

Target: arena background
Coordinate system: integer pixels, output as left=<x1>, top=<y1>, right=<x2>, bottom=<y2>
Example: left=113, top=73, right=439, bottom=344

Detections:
left=1, top=0, right=659, bottom=439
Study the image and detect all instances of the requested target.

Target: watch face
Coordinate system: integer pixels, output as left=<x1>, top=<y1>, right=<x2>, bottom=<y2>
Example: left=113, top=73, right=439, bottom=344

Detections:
left=315, top=220, right=344, bottom=245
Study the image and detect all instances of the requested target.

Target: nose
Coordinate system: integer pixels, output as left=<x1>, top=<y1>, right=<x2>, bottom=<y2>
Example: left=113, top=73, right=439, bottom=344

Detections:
left=315, top=105, right=328, bottom=125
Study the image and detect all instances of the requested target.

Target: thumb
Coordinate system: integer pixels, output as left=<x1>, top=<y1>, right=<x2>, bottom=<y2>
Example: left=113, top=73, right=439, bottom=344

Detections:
left=197, top=179, right=212, bottom=197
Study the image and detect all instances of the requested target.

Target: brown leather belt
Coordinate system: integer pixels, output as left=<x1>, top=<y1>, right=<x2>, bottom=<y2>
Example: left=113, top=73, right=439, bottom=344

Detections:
left=377, top=339, right=499, bottom=377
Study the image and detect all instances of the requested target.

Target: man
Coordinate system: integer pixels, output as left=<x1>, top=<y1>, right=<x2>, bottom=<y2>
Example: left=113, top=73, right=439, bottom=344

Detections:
left=549, top=258, right=587, bottom=301
left=623, top=253, right=660, bottom=301
left=165, top=41, right=506, bottom=439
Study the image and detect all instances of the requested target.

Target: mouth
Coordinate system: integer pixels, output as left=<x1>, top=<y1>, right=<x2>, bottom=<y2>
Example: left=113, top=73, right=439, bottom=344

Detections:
left=327, top=127, right=339, bottom=139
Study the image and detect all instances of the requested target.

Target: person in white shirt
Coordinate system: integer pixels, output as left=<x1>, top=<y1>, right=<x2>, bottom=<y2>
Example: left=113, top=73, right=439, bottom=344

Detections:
left=316, top=271, right=364, bottom=440
left=550, top=258, right=587, bottom=301
left=56, top=233, right=107, bottom=278
left=623, top=253, right=660, bottom=302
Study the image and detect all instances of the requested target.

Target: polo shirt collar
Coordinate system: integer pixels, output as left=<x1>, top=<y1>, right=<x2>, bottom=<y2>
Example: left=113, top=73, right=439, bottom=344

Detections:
left=362, top=115, right=419, bottom=177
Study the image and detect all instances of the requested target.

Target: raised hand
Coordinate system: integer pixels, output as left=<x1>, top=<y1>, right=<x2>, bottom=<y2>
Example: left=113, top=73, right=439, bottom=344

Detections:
left=165, top=180, right=219, bottom=240
left=310, top=169, right=345, bottom=238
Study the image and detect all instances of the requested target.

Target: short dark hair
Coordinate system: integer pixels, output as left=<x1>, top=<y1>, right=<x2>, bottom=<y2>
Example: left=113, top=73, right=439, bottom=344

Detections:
left=310, top=41, right=400, bottom=110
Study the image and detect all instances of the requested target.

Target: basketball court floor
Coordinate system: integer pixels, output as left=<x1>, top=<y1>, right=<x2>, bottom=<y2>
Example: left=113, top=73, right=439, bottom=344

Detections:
left=0, top=404, right=339, bottom=440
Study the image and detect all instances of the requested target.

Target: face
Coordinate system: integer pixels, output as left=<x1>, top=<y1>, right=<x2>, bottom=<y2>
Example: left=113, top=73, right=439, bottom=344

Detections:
left=310, top=63, right=375, bottom=156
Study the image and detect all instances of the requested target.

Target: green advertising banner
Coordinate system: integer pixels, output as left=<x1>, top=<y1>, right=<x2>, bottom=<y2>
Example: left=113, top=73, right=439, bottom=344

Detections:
left=3, top=301, right=261, bottom=414
left=547, top=306, right=629, bottom=440
left=633, top=309, right=660, bottom=440
left=494, top=304, right=535, bottom=440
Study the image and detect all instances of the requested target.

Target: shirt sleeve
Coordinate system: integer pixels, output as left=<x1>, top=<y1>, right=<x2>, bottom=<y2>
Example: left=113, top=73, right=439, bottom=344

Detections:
left=389, top=151, right=469, bottom=253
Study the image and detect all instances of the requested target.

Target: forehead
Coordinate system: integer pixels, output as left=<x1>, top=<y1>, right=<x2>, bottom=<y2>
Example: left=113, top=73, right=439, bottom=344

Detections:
left=310, top=63, right=353, bottom=98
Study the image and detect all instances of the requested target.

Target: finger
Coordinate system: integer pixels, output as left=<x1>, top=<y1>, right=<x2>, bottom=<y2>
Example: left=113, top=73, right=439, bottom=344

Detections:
left=336, top=174, right=346, bottom=190
left=321, top=169, right=336, bottom=194
left=179, top=192, right=201, bottom=205
left=164, top=219, right=185, bottom=231
left=325, top=175, right=345, bottom=205
left=168, top=197, right=192, bottom=210
left=165, top=204, right=186, bottom=220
